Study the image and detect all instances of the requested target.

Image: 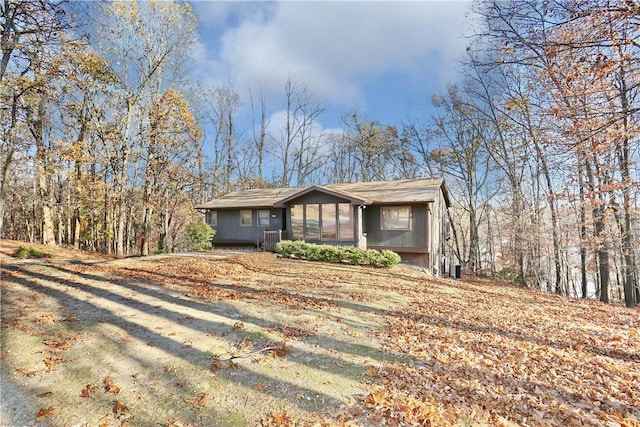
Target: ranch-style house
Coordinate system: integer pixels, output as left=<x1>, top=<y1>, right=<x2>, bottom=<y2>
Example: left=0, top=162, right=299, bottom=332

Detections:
left=196, top=177, right=452, bottom=276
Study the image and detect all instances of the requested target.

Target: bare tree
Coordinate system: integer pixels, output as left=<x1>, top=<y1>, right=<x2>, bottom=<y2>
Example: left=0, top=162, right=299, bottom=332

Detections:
left=248, top=82, right=270, bottom=181
left=276, top=77, right=324, bottom=187
left=427, top=85, right=495, bottom=273
left=342, top=113, right=412, bottom=182
left=472, top=0, right=639, bottom=304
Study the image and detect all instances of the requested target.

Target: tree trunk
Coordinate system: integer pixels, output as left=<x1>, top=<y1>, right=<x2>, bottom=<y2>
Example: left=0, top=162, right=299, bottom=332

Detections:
left=257, top=93, right=266, bottom=179
left=73, top=207, right=81, bottom=250
left=225, top=110, right=233, bottom=192
left=115, top=198, right=126, bottom=257
left=597, top=242, right=610, bottom=304
left=582, top=151, right=610, bottom=303
left=31, top=97, right=56, bottom=246
left=578, top=161, right=589, bottom=298
left=38, top=171, right=55, bottom=245
left=468, top=205, right=479, bottom=273
left=158, top=196, right=169, bottom=252
left=618, top=127, right=637, bottom=307
left=447, top=208, right=463, bottom=269
left=531, top=138, right=562, bottom=294
left=608, top=0, right=638, bottom=308
left=116, top=103, right=134, bottom=257
left=0, top=92, right=20, bottom=238
left=141, top=204, right=152, bottom=256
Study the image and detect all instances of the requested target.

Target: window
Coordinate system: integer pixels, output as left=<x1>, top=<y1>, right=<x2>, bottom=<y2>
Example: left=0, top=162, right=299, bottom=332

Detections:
left=305, top=204, right=320, bottom=240
left=381, top=206, right=411, bottom=230
left=338, top=203, right=354, bottom=241
left=257, top=210, right=270, bottom=227
left=291, top=205, right=303, bottom=239
left=291, top=203, right=354, bottom=242
left=240, top=210, right=252, bottom=226
left=206, top=210, right=217, bottom=227
left=321, top=204, right=337, bottom=240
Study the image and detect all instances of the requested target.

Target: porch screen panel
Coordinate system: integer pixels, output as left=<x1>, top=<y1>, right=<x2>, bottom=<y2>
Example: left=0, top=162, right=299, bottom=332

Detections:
left=291, top=205, right=304, bottom=239
left=321, top=204, right=337, bottom=240
left=338, top=203, right=353, bottom=241
left=305, top=204, right=320, bottom=240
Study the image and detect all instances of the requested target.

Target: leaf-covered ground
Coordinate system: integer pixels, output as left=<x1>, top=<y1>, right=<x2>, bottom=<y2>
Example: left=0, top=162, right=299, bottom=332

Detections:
left=1, top=248, right=638, bottom=426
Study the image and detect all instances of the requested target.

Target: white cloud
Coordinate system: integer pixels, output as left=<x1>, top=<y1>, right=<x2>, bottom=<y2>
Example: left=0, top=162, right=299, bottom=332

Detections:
left=265, top=109, right=343, bottom=142
left=191, top=1, right=472, bottom=110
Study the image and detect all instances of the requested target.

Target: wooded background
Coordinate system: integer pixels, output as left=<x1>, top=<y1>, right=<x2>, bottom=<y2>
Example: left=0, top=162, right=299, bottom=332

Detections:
left=1, top=0, right=637, bottom=306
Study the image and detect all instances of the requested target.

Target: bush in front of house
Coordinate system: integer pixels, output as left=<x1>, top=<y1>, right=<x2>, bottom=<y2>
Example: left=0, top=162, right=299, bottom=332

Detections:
left=186, top=221, right=215, bottom=250
left=274, top=240, right=401, bottom=268
left=14, top=246, right=52, bottom=259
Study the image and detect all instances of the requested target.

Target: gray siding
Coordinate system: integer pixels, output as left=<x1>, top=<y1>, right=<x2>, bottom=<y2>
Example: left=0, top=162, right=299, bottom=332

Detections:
left=364, top=204, right=429, bottom=249
left=210, top=208, right=283, bottom=245
left=285, top=191, right=351, bottom=205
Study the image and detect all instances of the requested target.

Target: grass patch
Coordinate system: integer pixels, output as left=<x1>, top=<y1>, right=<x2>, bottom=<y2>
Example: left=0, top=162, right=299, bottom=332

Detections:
left=14, top=245, right=53, bottom=259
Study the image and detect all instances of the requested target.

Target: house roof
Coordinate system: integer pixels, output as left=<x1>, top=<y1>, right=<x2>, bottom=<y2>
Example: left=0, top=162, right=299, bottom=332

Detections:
left=195, top=177, right=449, bottom=210
left=195, top=187, right=303, bottom=209
left=326, top=178, right=449, bottom=206
left=273, top=185, right=370, bottom=207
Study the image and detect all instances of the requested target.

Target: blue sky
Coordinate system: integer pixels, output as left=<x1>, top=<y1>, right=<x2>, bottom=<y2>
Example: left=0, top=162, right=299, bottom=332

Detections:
left=188, top=1, right=474, bottom=130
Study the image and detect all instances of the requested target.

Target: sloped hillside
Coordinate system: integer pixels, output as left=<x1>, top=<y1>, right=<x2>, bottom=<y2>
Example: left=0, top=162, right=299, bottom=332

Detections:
left=1, top=250, right=638, bottom=426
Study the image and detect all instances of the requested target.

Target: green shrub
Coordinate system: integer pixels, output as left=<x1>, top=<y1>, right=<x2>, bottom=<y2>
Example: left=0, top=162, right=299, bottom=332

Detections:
left=380, top=250, right=402, bottom=267
left=14, top=246, right=52, bottom=259
left=498, top=267, right=522, bottom=283
left=275, top=241, right=400, bottom=268
left=186, top=221, right=215, bottom=250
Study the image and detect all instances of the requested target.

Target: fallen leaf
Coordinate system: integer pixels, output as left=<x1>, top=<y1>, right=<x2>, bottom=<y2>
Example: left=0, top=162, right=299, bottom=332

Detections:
left=36, top=391, right=52, bottom=397
left=80, top=384, right=97, bottom=398
left=15, top=367, right=41, bottom=377
left=103, top=376, right=121, bottom=394
left=36, top=406, right=54, bottom=418
left=43, top=355, right=67, bottom=371
left=364, top=367, right=378, bottom=378
left=111, top=400, right=133, bottom=424
left=43, top=339, right=70, bottom=350
left=233, top=321, right=245, bottom=330
left=184, top=391, right=209, bottom=407
left=262, top=411, right=293, bottom=426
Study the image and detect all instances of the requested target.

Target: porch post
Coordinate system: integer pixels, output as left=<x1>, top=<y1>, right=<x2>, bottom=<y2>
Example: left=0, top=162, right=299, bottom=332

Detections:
left=355, top=205, right=366, bottom=249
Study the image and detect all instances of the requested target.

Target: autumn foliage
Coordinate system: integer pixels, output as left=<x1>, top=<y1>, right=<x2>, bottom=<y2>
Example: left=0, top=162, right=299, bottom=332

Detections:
left=366, top=276, right=640, bottom=425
